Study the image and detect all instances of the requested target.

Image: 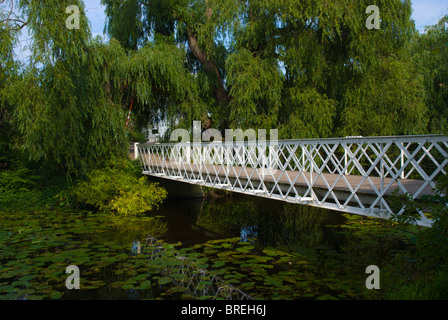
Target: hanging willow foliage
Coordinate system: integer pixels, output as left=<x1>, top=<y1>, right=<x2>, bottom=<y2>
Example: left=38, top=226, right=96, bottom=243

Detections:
left=4, top=0, right=443, bottom=176
left=101, top=0, right=430, bottom=138
left=10, top=0, right=202, bottom=176
left=9, top=1, right=125, bottom=176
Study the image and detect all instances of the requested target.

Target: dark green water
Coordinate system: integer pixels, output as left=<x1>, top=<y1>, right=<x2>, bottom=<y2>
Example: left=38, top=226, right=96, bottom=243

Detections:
left=0, top=192, right=412, bottom=300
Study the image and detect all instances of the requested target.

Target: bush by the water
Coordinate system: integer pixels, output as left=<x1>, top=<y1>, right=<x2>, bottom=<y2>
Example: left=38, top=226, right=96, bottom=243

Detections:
left=72, top=158, right=167, bottom=215
left=0, top=160, right=60, bottom=210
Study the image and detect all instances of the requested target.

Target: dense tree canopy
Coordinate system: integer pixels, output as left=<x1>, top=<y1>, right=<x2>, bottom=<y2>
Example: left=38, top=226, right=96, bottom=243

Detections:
left=414, top=15, right=448, bottom=134
left=0, top=0, right=447, bottom=175
left=101, top=0, right=431, bottom=137
left=1, top=0, right=129, bottom=176
left=0, top=3, right=22, bottom=165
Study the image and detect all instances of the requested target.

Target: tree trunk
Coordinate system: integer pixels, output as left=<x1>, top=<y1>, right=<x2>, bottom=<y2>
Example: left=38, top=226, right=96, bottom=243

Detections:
left=186, top=28, right=230, bottom=107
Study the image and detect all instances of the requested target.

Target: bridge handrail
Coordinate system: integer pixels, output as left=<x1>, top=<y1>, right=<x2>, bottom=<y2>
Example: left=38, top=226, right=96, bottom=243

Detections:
left=136, top=134, right=448, bottom=147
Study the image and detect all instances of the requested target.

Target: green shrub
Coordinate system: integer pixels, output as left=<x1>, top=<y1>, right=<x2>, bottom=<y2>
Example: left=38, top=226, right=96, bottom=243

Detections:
left=0, top=167, right=37, bottom=191
left=72, top=158, right=167, bottom=215
left=109, top=178, right=167, bottom=215
left=386, top=174, right=448, bottom=299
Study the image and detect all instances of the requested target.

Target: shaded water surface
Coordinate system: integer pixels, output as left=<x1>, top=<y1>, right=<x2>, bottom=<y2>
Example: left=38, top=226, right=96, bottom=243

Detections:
left=0, top=192, right=411, bottom=300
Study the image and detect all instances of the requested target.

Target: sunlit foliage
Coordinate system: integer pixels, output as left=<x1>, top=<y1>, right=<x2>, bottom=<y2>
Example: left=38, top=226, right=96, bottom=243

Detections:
left=102, top=0, right=429, bottom=138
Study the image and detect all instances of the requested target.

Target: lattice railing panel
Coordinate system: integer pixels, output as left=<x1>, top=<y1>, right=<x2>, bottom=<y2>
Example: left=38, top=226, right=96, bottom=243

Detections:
left=137, top=135, right=448, bottom=227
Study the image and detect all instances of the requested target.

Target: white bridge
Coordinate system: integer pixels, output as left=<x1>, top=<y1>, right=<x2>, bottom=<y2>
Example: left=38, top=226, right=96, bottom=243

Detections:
left=135, top=135, right=448, bottom=227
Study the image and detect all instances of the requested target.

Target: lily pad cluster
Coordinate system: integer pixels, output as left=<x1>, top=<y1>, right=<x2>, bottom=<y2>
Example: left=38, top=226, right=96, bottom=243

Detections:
left=0, top=209, right=168, bottom=300
left=1, top=204, right=414, bottom=300
left=172, top=237, right=356, bottom=300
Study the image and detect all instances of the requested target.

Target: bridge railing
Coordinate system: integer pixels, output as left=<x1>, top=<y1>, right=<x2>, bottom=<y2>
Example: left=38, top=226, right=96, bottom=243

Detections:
left=136, top=135, right=448, bottom=227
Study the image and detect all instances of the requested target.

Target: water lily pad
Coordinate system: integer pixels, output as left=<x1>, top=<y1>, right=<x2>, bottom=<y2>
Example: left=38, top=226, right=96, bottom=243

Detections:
left=212, top=260, right=226, bottom=268
left=262, top=249, right=288, bottom=256
left=50, top=291, right=62, bottom=299
left=122, top=284, right=134, bottom=290
left=236, top=245, right=254, bottom=253
left=158, top=277, right=172, bottom=285
left=138, top=280, right=152, bottom=289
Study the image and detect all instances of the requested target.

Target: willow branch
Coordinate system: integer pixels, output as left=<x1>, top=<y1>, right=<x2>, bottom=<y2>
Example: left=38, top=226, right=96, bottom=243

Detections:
left=6, top=0, right=14, bottom=23
left=2, top=18, right=28, bottom=30
left=186, top=28, right=228, bottom=104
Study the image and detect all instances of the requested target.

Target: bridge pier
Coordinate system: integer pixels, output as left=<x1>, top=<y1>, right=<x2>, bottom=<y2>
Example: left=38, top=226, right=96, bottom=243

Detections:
left=145, top=175, right=204, bottom=199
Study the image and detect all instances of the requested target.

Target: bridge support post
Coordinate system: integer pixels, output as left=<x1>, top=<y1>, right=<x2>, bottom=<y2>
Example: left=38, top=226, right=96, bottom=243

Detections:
left=380, top=143, right=384, bottom=210
left=400, top=146, right=405, bottom=179
left=344, top=145, right=348, bottom=175
left=144, top=175, right=204, bottom=199
left=134, top=142, right=139, bottom=159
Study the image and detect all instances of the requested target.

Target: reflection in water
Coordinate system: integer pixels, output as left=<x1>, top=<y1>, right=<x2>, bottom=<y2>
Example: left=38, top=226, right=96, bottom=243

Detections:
left=0, top=190, right=412, bottom=300
left=155, top=192, right=410, bottom=299
left=132, top=240, right=141, bottom=255
left=156, top=198, right=231, bottom=246
left=240, top=226, right=258, bottom=242
left=61, top=191, right=404, bottom=300
left=157, top=192, right=346, bottom=250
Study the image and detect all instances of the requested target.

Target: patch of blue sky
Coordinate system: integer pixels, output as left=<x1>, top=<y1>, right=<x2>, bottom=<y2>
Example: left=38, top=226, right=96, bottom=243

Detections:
left=8, top=0, right=448, bottom=64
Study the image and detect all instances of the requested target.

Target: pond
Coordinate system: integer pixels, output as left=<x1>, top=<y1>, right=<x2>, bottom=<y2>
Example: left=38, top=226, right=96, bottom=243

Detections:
left=0, top=190, right=413, bottom=300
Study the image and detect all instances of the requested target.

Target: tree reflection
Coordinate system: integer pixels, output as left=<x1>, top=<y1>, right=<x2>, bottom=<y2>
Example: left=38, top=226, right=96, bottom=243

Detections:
left=196, top=193, right=345, bottom=250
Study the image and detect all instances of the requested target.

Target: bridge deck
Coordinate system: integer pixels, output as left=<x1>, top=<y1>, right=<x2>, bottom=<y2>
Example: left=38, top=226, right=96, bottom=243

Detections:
left=142, top=156, right=434, bottom=197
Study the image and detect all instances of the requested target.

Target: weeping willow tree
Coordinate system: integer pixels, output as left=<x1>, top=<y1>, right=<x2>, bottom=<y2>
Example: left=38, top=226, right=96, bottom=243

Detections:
left=7, top=0, right=200, bottom=176
left=7, top=0, right=432, bottom=176
left=111, top=40, right=204, bottom=132
left=0, top=1, right=23, bottom=165
left=4, top=0, right=124, bottom=176
left=414, top=15, right=448, bottom=135
left=101, top=0, right=428, bottom=138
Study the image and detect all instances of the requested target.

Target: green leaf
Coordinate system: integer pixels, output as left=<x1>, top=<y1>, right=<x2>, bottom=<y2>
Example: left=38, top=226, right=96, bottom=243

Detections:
left=50, top=291, right=62, bottom=299
left=138, top=280, right=152, bottom=289
left=212, top=260, right=227, bottom=268
left=236, top=246, right=254, bottom=253
left=122, top=284, right=134, bottom=290
left=158, top=277, right=172, bottom=285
